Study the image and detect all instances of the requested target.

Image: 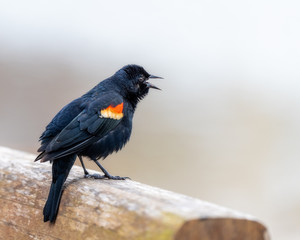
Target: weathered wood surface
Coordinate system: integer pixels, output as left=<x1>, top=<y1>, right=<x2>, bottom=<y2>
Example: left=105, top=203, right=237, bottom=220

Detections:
left=0, top=146, right=270, bottom=240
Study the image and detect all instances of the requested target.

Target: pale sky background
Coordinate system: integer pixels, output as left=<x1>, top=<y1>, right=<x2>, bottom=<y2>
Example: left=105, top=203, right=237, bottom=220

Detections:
left=1, top=1, right=300, bottom=239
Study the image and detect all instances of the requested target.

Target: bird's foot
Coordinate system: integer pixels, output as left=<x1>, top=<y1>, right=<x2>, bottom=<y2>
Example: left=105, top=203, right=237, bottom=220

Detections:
left=104, top=174, right=130, bottom=180
left=84, top=173, right=106, bottom=179
left=84, top=173, right=130, bottom=180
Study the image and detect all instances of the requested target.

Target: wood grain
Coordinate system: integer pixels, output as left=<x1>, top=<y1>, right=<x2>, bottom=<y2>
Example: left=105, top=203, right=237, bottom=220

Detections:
left=0, top=146, right=270, bottom=240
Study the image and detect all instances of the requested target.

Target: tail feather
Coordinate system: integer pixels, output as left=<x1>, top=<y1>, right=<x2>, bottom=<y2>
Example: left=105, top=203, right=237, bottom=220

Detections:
left=43, top=154, right=76, bottom=223
left=35, top=151, right=46, bottom=162
left=43, top=175, right=65, bottom=222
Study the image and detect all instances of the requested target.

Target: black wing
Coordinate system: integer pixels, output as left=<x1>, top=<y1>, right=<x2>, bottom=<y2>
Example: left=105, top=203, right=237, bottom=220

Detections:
left=37, top=97, right=85, bottom=152
left=38, top=93, right=125, bottom=162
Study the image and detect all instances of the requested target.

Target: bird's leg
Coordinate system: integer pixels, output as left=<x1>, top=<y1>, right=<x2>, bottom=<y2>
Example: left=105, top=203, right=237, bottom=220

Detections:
left=93, top=160, right=130, bottom=180
left=78, top=156, right=89, bottom=175
left=79, top=156, right=106, bottom=179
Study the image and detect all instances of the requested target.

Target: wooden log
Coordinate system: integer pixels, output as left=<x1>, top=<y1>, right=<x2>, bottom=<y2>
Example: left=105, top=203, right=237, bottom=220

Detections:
left=0, top=146, right=270, bottom=240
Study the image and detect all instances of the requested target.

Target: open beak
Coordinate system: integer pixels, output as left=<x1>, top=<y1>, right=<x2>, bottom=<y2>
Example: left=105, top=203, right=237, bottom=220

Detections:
left=147, top=75, right=163, bottom=90
left=149, top=75, right=163, bottom=79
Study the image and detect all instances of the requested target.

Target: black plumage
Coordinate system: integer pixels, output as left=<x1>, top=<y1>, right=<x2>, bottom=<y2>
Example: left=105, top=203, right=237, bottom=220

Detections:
left=35, top=64, right=161, bottom=223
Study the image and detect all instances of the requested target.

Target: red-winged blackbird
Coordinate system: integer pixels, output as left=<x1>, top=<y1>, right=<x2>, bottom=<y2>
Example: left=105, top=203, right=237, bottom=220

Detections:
left=35, top=65, right=162, bottom=223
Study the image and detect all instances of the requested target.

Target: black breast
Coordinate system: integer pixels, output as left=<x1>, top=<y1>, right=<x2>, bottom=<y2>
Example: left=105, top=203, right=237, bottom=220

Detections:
left=80, top=118, right=132, bottom=160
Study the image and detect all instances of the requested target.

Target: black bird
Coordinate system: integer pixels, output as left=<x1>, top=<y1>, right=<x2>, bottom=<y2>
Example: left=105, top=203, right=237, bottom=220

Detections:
left=35, top=64, right=162, bottom=223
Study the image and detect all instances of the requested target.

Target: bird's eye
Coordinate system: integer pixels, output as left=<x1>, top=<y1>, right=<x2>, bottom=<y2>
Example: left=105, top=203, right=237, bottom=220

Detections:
left=138, top=76, right=144, bottom=82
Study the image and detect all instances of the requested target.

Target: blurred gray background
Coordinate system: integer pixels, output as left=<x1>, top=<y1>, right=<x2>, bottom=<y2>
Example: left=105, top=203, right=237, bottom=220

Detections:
left=1, top=1, right=300, bottom=239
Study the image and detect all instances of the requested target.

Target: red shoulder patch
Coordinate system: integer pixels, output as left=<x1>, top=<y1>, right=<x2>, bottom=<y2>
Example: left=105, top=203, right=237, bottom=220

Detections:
left=101, top=102, right=124, bottom=119
left=107, top=102, right=123, bottom=114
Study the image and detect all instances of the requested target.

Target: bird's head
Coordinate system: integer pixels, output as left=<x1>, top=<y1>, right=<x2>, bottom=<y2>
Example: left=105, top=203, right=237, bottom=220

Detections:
left=114, top=64, right=162, bottom=102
